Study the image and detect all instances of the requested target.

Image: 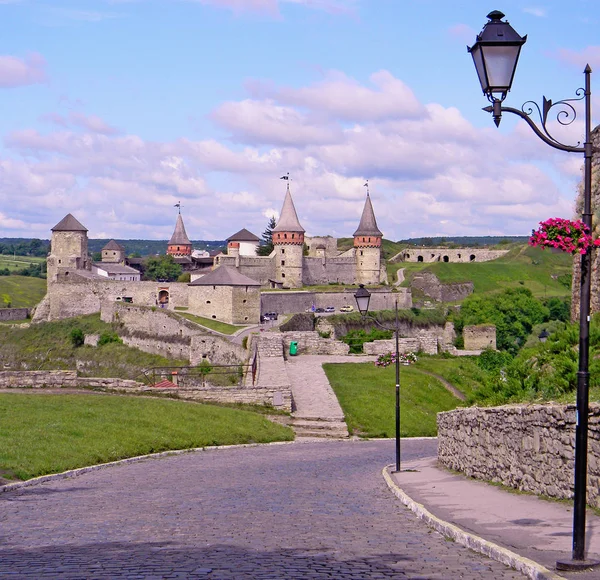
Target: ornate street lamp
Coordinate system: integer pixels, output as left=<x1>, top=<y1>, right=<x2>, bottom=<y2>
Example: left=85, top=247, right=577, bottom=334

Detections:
left=354, top=285, right=401, bottom=473
left=470, top=11, right=598, bottom=571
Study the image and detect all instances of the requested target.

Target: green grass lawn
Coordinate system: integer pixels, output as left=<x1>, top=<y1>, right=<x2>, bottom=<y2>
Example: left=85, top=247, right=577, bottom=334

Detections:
left=0, top=393, right=294, bottom=481
left=414, top=355, right=486, bottom=400
left=177, top=312, right=244, bottom=335
left=0, top=275, right=46, bottom=308
left=323, top=362, right=463, bottom=438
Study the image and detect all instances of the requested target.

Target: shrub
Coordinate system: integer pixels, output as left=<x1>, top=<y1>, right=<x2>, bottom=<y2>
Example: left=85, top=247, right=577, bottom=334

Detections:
left=70, top=328, right=85, bottom=348
left=242, top=336, right=248, bottom=349
left=318, top=330, right=331, bottom=339
left=98, top=331, right=123, bottom=346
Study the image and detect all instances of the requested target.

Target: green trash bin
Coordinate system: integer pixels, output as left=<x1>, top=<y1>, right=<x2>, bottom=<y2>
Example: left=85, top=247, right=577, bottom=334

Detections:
left=289, top=341, right=298, bottom=356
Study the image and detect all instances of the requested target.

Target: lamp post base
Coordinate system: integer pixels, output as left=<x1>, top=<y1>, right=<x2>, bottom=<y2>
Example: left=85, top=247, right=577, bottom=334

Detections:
left=556, top=558, right=600, bottom=571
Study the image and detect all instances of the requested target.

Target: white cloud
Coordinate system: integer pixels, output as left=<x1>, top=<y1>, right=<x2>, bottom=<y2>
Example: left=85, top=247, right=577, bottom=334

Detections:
left=0, top=53, right=46, bottom=88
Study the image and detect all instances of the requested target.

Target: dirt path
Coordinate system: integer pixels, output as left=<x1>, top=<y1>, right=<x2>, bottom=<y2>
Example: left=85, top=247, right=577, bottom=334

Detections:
left=414, top=368, right=467, bottom=401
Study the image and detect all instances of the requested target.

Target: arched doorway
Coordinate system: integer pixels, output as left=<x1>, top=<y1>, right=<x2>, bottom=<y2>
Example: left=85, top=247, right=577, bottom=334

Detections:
left=158, top=290, right=169, bottom=308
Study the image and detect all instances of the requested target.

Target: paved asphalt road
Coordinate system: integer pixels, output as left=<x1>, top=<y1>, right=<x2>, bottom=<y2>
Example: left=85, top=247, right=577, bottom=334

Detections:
left=0, top=439, right=526, bottom=579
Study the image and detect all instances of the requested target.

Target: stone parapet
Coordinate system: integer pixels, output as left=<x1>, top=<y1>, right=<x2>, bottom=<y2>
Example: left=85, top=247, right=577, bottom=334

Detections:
left=282, top=331, right=349, bottom=356
left=437, top=404, right=600, bottom=508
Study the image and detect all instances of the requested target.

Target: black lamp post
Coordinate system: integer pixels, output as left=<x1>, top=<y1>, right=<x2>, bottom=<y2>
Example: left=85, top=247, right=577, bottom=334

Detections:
left=354, top=284, right=401, bottom=473
left=470, top=11, right=598, bottom=571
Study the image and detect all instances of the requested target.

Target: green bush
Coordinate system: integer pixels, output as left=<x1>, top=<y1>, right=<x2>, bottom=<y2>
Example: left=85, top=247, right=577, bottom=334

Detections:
left=70, top=328, right=84, bottom=348
left=97, top=331, right=123, bottom=346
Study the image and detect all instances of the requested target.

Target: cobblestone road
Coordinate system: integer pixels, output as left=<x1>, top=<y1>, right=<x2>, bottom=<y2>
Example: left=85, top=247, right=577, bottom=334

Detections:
left=0, top=439, right=526, bottom=579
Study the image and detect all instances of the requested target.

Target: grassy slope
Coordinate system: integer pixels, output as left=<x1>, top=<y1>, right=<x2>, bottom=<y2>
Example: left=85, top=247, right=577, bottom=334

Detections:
left=0, top=255, right=44, bottom=272
left=0, top=314, right=188, bottom=378
left=394, top=245, right=572, bottom=299
left=0, top=393, right=293, bottom=481
left=0, top=275, right=46, bottom=308
left=323, top=362, right=462, bottom=437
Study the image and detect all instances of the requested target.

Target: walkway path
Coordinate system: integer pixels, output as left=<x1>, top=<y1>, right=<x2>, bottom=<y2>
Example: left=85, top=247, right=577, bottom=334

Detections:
left=0, top=439, right=526, bottom=579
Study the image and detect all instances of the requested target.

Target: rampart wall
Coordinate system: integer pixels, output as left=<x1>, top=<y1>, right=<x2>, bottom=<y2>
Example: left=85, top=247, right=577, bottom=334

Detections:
left=0, top=308, right=29, bottom=321
left=399, top=248, right=509, bottom=263
left=411, top=271, right=474, bottom=303
left=101, top=303, right=246, bottom=366
left=260, top=289, right=411, bottom=315
left=437, top=404, right=600, bottom=508
left=302, top=257, right=356, bottom=286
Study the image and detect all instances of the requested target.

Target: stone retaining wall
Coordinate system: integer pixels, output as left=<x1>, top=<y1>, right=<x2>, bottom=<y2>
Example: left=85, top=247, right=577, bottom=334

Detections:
left=437, top=404, right=600, bottom=507
left=0, top=370, right=291, bottom=411
left=0, top=308, right=29, bottom=321
left=282, top=331, right=350, bottom=356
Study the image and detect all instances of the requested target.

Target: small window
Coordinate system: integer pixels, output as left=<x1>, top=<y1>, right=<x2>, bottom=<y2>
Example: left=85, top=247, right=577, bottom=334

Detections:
left=281, top=248, right=285, bottom=254
left=292, top=233, right=295, bottom=239
left=281, top=260, right=285, bottom=266
left=212, top=315, right=216, bottom=319
left=206, top=300, right=211, bottom=304
left=284, top=233, right=287, bottom=239
left=243, top=299, right=247, bottom=303
left=360, top=251, right=363, bottom=256
left=282, top=273, right=286, bottom=278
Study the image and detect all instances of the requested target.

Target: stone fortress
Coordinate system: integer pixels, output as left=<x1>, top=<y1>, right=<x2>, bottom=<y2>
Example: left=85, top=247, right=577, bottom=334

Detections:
left=32, top=183, right=390, bottom=325
left=31, top=180, right=510, bottom=327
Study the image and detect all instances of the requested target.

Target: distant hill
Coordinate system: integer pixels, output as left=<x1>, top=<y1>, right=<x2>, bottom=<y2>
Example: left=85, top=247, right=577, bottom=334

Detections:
left=0, top=238, right=226, bottom=257
left=400, top=236, right=529, bottom=247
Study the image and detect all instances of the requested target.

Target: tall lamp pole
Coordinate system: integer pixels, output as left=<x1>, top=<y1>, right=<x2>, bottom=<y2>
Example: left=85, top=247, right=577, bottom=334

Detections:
left=469, top=11, right=598, bottom=570
left=354, top=284, right=401, bottom=473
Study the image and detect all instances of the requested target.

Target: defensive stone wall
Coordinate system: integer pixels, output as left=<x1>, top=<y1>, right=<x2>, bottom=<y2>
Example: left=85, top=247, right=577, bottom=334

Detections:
left=302, top=257, right=356, bottom=286
left=35, top=278, right=192, bottom=322
left=0, top=308, right=29, bottom=321
left=101, top=303, right=246, bottom=366
left=438, top=404, right=600, bottom=508
left=0, top=370, right=141, bottom=390
left=260, top=289, right=411, bottom=316
left=399, top=248, right=509, bottom=263
left=463, top=325, right=496, bottom=350
left=411, top=271, right=474, bottom=303
left=237, top=257, right=275, bottom=286
left=305, top=236, right=338, bottom=257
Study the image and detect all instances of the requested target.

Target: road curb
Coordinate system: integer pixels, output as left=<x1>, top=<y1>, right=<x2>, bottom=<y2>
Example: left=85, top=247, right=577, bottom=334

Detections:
left=0, top=440, right=295, bottom=494
left=382, top=465, right=565, bottom=580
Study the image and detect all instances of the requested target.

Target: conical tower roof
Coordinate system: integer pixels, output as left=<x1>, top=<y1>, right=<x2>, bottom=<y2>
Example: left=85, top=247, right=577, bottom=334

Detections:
left=51, top=213, right=87, bottom=232
left=168, top=213, right=192, bottom=246
left=353, top=193, right=382, bottom=237
left=273, top=184, right=305, bottom=233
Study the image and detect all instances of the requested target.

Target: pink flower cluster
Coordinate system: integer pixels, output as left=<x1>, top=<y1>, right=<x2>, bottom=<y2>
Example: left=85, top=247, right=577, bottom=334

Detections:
left=375, top=351, right=417, bottom=367
left=529, top=218, right=600, bottom=255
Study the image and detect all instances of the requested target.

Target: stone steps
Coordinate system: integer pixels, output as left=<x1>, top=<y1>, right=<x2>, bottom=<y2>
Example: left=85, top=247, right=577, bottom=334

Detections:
left=289, top=417, right=349, bottom=439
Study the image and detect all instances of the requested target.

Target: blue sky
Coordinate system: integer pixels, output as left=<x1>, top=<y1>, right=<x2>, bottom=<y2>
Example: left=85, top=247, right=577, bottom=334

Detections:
left=0, top=0, right=598, bottom=242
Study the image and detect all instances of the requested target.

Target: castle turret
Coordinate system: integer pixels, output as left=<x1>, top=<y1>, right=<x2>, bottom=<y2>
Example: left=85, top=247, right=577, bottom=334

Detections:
left=47, top=213, right=90, bottom=283
left=353, top=193, right=382, bottom=285
left=272, top=182, right=305, bottom=288
left=101, top=240, right=126, bottom=264
left=167, top=212, right=192, bottom=257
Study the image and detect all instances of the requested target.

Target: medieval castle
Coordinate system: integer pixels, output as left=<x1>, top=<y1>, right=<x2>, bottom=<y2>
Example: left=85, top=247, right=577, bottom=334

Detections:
left=33, top=184, right=388, bottom=325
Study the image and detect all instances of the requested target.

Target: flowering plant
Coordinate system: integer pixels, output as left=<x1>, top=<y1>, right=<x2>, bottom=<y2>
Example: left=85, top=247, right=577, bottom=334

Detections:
left=375, top=351, right=417, bottom=367
left=529, top=218, right=600, bottom=255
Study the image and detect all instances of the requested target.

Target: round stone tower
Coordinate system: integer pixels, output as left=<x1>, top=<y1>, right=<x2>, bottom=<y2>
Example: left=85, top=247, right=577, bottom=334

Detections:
left=272, top=182, right=305, bottom=288
left=167, top=211, right=192, bottom=257
left=47, top=213, right=90, bottom=284
left=353, top=193, right=383, bottom=285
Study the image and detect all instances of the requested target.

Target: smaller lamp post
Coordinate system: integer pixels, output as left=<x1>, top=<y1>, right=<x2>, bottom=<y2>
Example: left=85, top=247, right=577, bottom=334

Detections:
left=354, top=284, right=401, bottom=473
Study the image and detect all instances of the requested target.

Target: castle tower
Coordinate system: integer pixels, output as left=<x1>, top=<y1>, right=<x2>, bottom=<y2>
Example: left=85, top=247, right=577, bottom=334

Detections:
left=272, top=182, right=305, bottom=288
left=101, top=240, right=126, bottom=264
left=353, top=192, right=383, bottom=285
left=47, top=213, right=90, bottom=284
left=167, top=211, right=192, bottom=257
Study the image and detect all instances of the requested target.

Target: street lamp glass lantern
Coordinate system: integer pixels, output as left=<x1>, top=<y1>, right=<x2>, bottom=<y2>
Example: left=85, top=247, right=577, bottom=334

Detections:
left=354, top=284, right=371, bottom=315
left=468, top=10, right=527, bottom=99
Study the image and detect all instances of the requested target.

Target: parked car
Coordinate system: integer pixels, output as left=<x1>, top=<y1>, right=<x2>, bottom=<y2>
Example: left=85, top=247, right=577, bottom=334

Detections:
left=340, top=305, right=354, bottom=313
left=262, top=311, right=278, bottom=321
left=325, top=306, right=335, bottom=313
left=315, top=307, right=325, bottom=313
